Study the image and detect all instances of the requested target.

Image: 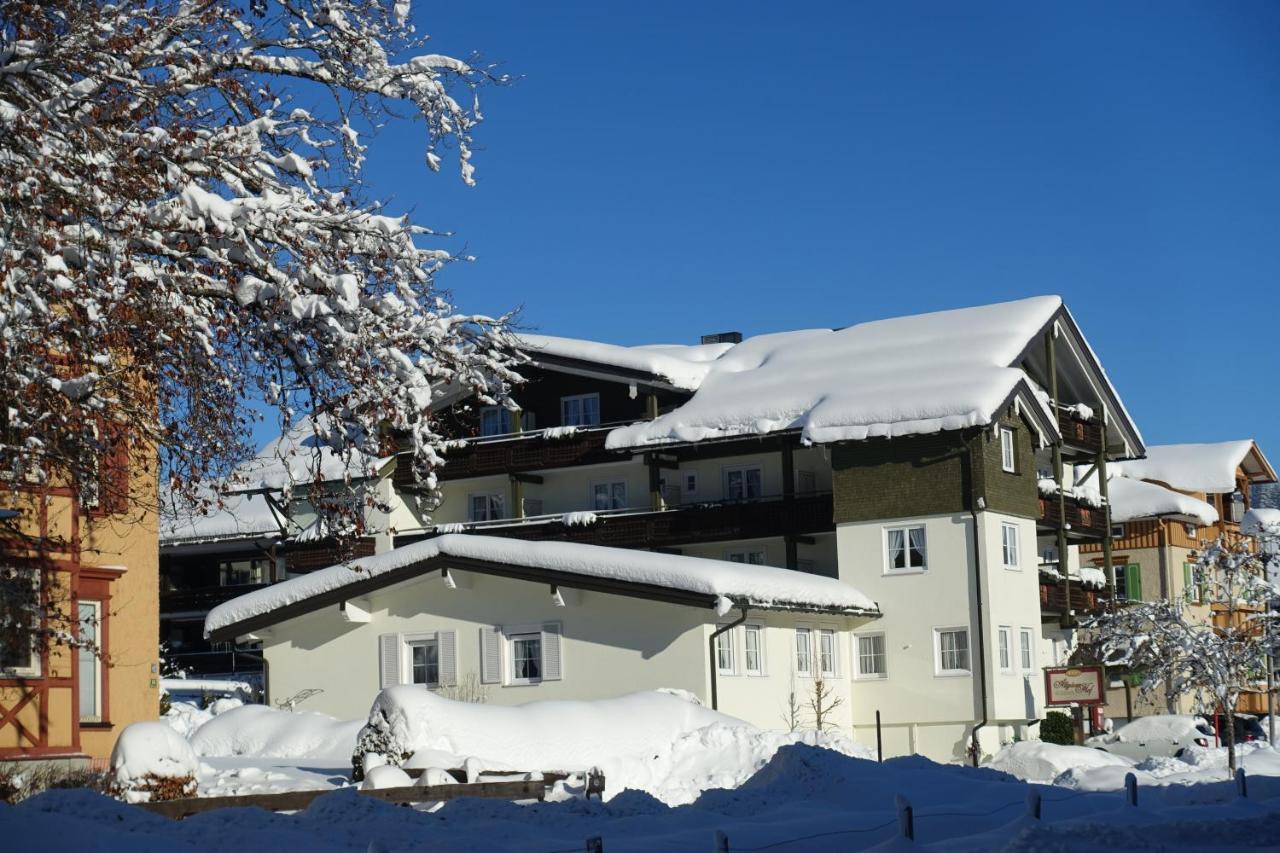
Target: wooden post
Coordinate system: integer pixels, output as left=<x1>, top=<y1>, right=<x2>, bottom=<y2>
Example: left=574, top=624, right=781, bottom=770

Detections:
left=1047, top=331, right=1071, bottom=627
left=714, top=829, right=729, bottom=852
left=646, top=392, right=659, bottom=421
left=896, top=794, right=913, bottom=840
left=876, top=710, right=883, bottom=763
left=1124, top=772, right=1138, bottom=807
left=1027, top=789, right=1041, bottom=820
left=1096, top=402, right=1115, bottom=598
left=1236, top=767, right=1247, bottom=799
left=586, top=837, right=604, bottom=853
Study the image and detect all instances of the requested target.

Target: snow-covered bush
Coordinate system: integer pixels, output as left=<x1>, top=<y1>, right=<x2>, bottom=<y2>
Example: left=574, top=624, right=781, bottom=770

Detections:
left=109, top=721, right=199, bottom=803
left=188, top=704, right=360, bottom=760
left=1040, top=710, right=1075, bottom=745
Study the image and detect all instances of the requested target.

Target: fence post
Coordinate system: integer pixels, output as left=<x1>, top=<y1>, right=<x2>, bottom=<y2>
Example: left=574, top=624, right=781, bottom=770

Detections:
left=1026, top=789, right=1041, bottom=820
left=714, top=829, right=729, bottom=852
left=586, top=837, right=604, bottom=853
left=1236, top=767, right=1247, bottom=799
left=896, top=794, right=914, bottom=841
left=876, top=710, right=883, bottom=763
left=1124, top=772, right=1138, bottom=807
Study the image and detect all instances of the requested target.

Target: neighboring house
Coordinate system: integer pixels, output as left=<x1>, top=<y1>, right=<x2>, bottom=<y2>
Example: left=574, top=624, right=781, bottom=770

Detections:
left=202, top=295, right=1144, bottom=763
left=1075, top=440, right=1277, bottom=721
left=1, top=428, right=158, bottom=765
left=204, top=535, right=880, bottom=729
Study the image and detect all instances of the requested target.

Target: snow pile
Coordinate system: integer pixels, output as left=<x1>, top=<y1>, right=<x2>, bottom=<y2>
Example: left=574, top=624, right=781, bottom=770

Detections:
left=206, top=533, right=878, bottom=636
left=109, top=721, right=200, bottom=803
left=984, top=741, right=1131, bottom=783
left=1086, top=714, right=1209, bottom=749
left=353, top=687, right=869, bottom=804
left=1115, top=440, right=1262, bottom=493
left=561, top=511, right=599, bottom=526
left=188, top=704, right=363, bottom=760
left=1244, top=507, right=1280, bottom=536
left=606, top=296, right=1063, bottom=449
left=162, top=698, right=244, bottom=739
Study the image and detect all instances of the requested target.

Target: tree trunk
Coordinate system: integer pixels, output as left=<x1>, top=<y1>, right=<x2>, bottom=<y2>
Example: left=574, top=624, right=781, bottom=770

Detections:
left=1224, top=700, right=1237, bottom=777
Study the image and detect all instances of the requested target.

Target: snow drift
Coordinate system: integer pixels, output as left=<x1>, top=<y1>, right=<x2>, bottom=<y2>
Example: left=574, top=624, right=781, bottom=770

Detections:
left=188, top=704, right=362, bottom=760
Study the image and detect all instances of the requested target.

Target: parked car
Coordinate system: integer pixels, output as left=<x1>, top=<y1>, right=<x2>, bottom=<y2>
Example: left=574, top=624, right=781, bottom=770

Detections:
left=1207, top=714, right=1267, bottom=745
left=1084, top=714, right=1212, bottom=760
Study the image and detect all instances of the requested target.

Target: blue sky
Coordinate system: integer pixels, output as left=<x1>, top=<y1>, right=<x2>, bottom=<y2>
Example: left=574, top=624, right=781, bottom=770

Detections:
left=350, top=2, right=1279, bottom=457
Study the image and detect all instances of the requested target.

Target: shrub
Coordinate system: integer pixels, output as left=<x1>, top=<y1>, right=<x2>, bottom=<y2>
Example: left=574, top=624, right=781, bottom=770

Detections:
left=1040, top=710, right=1075, bottom=745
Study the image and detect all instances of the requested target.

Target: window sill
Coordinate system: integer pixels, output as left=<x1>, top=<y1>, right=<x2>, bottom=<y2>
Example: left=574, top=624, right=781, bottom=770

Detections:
left=882, top=568, right=928, bottom=577
left=853, top=674, right=887, bottom=682
left=934, top=671, right=972, bottom=679
left=505, top=680, right=543, bottom=687
left=80, top=721, right=114, bottom=730
left=1003, top=565, right=1022, bottom=572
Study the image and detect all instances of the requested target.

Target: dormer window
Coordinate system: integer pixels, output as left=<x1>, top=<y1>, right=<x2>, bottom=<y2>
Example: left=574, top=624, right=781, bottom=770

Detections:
left=999, top=427, right=1016, bottom=473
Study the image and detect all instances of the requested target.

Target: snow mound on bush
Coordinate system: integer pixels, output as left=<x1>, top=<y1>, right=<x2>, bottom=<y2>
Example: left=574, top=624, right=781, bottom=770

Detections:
left=188, top=704, right=362, bottom=760
left=353, top=687, right=868, bottom=804
left=985, top=741, right=1132, bottom=783
left=110, top=721, right=200, bottom=803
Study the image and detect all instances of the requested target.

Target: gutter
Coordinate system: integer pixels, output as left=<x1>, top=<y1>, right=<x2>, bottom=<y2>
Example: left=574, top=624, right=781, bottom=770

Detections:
left=708, top=606, right=749, bottom=711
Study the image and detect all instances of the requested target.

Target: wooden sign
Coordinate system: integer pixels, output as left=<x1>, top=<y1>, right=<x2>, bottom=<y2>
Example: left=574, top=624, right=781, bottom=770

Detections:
left=1043, top=665, right=1105, bottom=705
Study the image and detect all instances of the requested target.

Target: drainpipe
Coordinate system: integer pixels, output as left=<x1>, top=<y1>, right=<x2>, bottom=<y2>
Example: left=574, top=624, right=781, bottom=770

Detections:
left=969, top=503, right=990, bottom=767
left=709, top=606, right=749, bottom=711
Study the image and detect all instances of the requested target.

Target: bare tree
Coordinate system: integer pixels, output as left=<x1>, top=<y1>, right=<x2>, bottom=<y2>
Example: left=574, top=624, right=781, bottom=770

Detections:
left=1087, top=532, right=1279, bottom=776
left=808, top=675, right=844, bottom=733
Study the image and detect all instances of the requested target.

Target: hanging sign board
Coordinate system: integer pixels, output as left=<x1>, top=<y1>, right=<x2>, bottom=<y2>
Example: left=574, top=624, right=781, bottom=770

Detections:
left=1043, top=666, right=1105, bottom=705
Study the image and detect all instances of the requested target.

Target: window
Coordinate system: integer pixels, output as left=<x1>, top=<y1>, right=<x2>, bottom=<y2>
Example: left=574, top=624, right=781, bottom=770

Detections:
left=1114, top=563, right=1142, bottom=601
left=479, top=406, right=531, bottom=436
left=885, top=526, right=927, bottom=573
left=468, top=493, right=505, bottom=522
left=560, top=394, right=600, bottom=427
left=997, top=626, right=1012, bottom=672
left=797, top=470, right=816, bottom=495
left=1001, top=523, right=1020, bottom=570
left=1019, top=628, right=1034, bottom=671
left=855, top=634, right=886, bottom=679
left=726, top=549, right=766, bottom=565
left=795, top=628, right=813, bottom=676
left=684, top=472, right=699, bottom=496
left=0, top=565, right=41, bottom=677
left=408, top=638, right=440, bottom=687
left=78, top=600, right=103, bottom=722
left=219, top=558, right=267, bottom=587
left=935, top=628, right=970, bottom=675
left=716, top=628, right=736, bottom=675
left=1184, top=523, right=1198, bottom=539
left=724, top=465, right=763, bottom=501
left=510, top=632, right=543, bottom=683
left=1183, top=563, right=1202, bottom=604
left=1110, top=523, right=1125, bottom=539
left=817, top=628, right=837, bottom=677
left=591, top=481, right=628, bottom=511
left=744, top=624, right=764, bottom=675
left=1000, top=427, right=1016, bottom=473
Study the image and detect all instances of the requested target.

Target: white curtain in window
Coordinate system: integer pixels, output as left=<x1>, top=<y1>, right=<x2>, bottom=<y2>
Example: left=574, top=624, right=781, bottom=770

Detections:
left=908, top=527, right=927, bottom=567
left=887, top=529, right=906, bottom=569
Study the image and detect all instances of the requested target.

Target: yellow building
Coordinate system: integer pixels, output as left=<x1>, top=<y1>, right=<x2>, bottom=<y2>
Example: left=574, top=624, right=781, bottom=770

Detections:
left=1, top=430, right=158, bottom=766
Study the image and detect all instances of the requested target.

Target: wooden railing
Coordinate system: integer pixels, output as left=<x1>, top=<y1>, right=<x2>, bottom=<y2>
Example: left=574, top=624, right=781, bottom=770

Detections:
left=1039, top=580, right=1105, bottom=614
left=1038, top=495, right=1108, bottom=539
left=395, top=428, right=624, bottom=489
left=1057, top=409, right=1103, bottom=456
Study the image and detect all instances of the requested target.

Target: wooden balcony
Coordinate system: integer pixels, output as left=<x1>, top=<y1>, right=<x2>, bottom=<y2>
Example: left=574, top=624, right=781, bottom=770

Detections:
left=1057, top=408, right=1103, bottom=457
left=1039, top=580, right=1104, bottom=615
left=161, top=584, right=271, bottom=617
left=1038, top=494, right=1108, bottom=540
left=395, top=428, right=624, bottom=489
left=428, top=493, right=835, bottom=551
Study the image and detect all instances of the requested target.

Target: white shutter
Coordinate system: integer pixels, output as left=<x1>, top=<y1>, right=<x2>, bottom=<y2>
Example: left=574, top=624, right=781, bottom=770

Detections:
left=438, top=630, right=457, bottom=687
left=379, top=633, right=402, bottom=689
left=541, top=622, right=563, bottom=681
left=480, top=627, right=502, bottom=684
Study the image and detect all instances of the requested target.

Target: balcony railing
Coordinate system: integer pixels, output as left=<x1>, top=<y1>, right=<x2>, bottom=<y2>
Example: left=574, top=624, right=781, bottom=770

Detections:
left=161, top=584, right=270, bottom=617
left=395, top=425, right=628, bottom=488
left=1038, top=494, right=1108, bottom=539
left=1057, top=408, right=1103, bottom=456
left=1039, top=581, right=1103, bottom=614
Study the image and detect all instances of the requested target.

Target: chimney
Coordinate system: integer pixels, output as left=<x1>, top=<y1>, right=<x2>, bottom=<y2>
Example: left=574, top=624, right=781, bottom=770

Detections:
left=700, top=331, right=743, bottom=345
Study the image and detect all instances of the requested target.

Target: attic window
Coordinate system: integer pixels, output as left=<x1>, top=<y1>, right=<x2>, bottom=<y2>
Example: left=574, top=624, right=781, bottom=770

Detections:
left=1000, top=427, right=1016, bottom=473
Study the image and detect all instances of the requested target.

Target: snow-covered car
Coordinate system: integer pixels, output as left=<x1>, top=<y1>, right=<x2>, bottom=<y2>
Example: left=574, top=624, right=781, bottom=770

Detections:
left=1084, top=714, right=1212, bottom=760
left=1207, top=714, right=1267, bottom=745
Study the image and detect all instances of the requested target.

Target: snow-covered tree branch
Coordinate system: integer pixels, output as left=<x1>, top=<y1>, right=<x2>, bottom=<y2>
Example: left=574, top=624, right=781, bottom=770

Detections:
left=1085, top=532, right=1280, bottom=775
left=0, top=0, right=522, bottom=526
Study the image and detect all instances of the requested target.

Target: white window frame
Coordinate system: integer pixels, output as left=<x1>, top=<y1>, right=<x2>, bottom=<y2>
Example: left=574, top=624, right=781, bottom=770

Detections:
left=590, top=480, right=628, bottom=511
left=715, top=626, right=737, bottom=675
left=78, top=600, right=102, bottom=722
left=1019, top=627, right=1034, bottom=672
left=467, top=492, right=505, bottom=522
left=853, top=632, right=887, bottom=680
left=507, top=629, right=544, bottom=686
left=794, top=627, right=813, bottom=677
left=560, top=393, right=601, bottom=427
left=817, top=627, right=838, bottom=678
left=1000, top=426, right=1016, bottom=473
left=722, top=463, right=764, bottom=502
left=997, top=625, right=1013, bottom=673
left=934, top=626, right=971, bottom=677
left=1001, top=522, right=1021, bottom=571
left=883, top=525, right=928, bottom=574
left=1, top=566, right=41, bottom=678
left=725, top=548, right=767, bottom=565
left=743, top=623, right=765, bottom=676
left=403, top=633, right=441, bottom=688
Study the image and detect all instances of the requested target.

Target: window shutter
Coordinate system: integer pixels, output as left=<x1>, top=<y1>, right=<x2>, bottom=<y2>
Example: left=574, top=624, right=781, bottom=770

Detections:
left=379, top=633, right=402, bottom=689
left=1127, top=564, right=1143, bottom=601
left=541, top=623, right=563, bottom=681
left=438, top=630, right=457, bottom=687
left=480, top=627, right=502, bottom=684
left=1183, top=563, right=1192, bottom=601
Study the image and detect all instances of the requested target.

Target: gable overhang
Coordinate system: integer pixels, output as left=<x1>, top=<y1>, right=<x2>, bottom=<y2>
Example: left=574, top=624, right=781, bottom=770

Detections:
left=206, top=551, right=881, bottom=643
left=1241, top=441, right=1278, bottom=485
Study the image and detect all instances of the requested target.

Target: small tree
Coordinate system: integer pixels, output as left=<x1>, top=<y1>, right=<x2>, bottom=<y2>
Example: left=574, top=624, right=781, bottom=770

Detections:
left=808, top=675, right=845, bottom=733
left=780, top=671, right=802, bottom=732
left=1087, top=532, right=1279, bottom=776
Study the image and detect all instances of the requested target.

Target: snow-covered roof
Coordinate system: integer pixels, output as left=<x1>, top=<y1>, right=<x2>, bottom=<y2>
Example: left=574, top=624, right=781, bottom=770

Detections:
left=205, top=534, right=880, bottom=638
left=1072, top=466, right=1218, bottom=526
left=160, top=491, right=288, bottom=546
left=230, top=415, right=389, bottom=492
left=604, top=296, right=1064, bottom=449
left=517, top=334, right=733, bottom=392
left=1243, top=508, right=1280, bottom=537
left=1114, top=441, right=1276, bottom=494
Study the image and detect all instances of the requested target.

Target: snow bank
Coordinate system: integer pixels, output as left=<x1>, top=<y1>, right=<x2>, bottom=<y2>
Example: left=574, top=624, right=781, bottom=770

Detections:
left=1115, top=440, right=1260, bottom=494
left=206, top=533, right=878, bottom=637
left=354, top=687, right=870, bottom=804
left=606, top=296, right=1062, bottom=449
left=984, top=741, right=1131, bottom=783
left=188, top=704, right=362, bottom=760
left=110, top=721, right=200, bottom=802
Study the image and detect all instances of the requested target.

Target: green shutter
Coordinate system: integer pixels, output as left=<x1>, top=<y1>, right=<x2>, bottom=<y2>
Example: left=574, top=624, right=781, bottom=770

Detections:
left=1126, top=564, right=1142, bottom=601
left=1183, top=563, right=1193, bottom=602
